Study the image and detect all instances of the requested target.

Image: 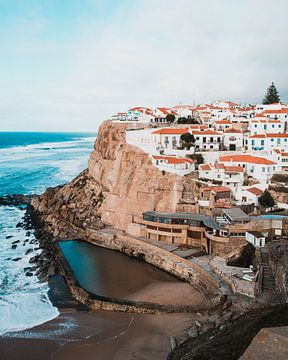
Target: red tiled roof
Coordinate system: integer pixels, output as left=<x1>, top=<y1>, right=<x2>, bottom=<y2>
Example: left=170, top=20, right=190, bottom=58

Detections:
left=219, top=154, right=276, bottom=165
left=151, top=128, right=189, bottom=135
left=224, top=165, right=244, bottom=173
left=152, top=155, right=193, bottom=164
left=215, top=120, right=232, bottom=124
left=250, top=133, right=288, bottom=139
left=192, top=130, right=222, bottom=135
left=246, top=187, right=263, bottom=196
left=201, top=186, right=231, bottom=193
left=224, top=128, right=242, bottom=133
left=200, top=164, right=211, bottom=171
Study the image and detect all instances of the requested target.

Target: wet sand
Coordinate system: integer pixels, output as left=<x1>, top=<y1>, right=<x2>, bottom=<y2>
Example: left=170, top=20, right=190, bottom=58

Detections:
left=0, top=309, right=198, bottom=360
left=125, top=281, right=204, bottom=306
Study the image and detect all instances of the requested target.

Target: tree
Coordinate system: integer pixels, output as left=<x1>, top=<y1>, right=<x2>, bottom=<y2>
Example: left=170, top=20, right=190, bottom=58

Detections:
left=166, top=114, right=176, bottom=123
left=258, top=190, right=275, bottom=209
left=187, top=153, right=204, bottom=165
left=177, top=117, right=199, bottom=124
left=180, top=133, right=196, bottom=144
left=263, top=82, right=281, bottom=104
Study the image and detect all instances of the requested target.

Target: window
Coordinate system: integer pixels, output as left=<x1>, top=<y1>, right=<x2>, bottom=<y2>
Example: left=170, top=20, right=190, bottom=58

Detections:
left=272, top=124, right=275, bottom=128
left=261, top=140, right=264, bottom=146
left=264, top=124, right=267, bottom=130
left=203, top=137, right=206, bottom=142
left=262, top=167, right=265, bottom=172
left=252, top=140, right=255, bottom=146
left=210, top=137, right=213, bottom=142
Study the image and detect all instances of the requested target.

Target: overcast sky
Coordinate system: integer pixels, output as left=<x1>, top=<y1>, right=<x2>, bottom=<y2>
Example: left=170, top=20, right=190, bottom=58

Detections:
left=0, top=0, right=287, bottom=132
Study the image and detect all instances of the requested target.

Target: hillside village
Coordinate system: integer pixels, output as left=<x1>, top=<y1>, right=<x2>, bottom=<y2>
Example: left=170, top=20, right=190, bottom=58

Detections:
left=107, top=94, right=288, bottom=299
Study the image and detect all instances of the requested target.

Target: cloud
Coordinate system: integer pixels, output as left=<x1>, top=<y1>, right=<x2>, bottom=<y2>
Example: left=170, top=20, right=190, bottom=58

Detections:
left=0, top=0, right=288, bottom=131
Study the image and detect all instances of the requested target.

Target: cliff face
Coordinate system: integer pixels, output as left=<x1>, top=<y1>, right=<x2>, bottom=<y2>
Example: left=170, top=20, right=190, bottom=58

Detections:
left=33, top=121, right=199, bottom=237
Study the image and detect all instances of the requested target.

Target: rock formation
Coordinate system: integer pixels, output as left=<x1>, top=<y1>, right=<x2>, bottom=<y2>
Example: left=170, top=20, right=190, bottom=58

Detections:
left=32, top=120, right=199, bottom=237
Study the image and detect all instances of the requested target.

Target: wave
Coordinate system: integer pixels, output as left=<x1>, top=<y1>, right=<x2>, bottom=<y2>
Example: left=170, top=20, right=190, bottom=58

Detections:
left=0, top=207, right=59, bottom=335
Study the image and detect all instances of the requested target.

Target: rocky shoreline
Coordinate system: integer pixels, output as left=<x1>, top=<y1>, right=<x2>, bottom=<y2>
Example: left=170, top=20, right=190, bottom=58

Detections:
left=3, top=194, right=288, bottom=359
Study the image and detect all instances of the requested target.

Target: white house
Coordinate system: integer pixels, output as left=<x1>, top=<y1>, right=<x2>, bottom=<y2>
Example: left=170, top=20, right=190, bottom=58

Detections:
left=214, top=119, right=233, bottom=131
left=223, top=128, right=243, bottom=151
left=191, top=129, right=223, bottom=151
left=246, top=231, right=266, bottom=247
left=199, top=163, right=244, bottom=189
left=111, top=112, right=128, bottom=121
left=255, top=103, right=284, bottom=113
left=218, top=154, right=278, bottom=182
left=151, top=127, right=190, bottom=149
left=249, top=119, right=284, bottom=135
left=235, top=186, right=264, bottom=206
left=212, top=100, right=240, bottom=109
left=248, top=133, right=288, bottom=151
left=151, top=155, right=194, bottom=175
left=126, top=107, right=154, bottom=122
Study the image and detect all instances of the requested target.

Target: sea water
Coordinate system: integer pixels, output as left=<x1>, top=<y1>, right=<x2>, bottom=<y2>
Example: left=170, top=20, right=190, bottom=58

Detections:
left=0, top=132, right=95, bottom=335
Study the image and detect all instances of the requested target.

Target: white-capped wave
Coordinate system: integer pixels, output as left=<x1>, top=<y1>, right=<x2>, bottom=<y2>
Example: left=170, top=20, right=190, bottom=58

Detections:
left=0, top=207, right=59, bottom=335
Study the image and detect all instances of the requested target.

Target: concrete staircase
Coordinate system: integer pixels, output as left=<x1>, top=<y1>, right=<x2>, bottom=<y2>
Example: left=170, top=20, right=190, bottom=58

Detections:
left=260, top=247, right=276, bottom=293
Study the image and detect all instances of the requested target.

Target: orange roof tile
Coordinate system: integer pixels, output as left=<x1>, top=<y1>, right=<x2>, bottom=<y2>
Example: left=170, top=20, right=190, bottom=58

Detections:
left=224, top=128, right=242, bottom=133
left=201, top=186, right=231, bottom=193
left=192, top=130, right=222, bottom=135
left=200, top=164, right=211, bottom=171
left=219, top=154, right=276, bottom=165
left=151, top=128, right=189, bottom=135
left=246, top=187, right=263, bottom=196
left=224, top=166, right=244, bottom=173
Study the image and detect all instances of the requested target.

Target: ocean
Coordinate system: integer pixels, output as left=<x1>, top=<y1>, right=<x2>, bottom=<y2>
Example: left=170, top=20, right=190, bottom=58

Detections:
left=0, top=132, right=96, bottom=335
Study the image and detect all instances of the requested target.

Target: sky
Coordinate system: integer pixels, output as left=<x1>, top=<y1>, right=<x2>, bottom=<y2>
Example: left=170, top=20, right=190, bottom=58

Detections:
left=0, top=0, right=287, bottom=132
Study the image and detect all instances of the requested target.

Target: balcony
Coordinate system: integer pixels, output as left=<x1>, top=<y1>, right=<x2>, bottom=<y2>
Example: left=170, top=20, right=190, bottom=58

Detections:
left=199, top=199, right=209, bottom=207
left=205, top=231, right=229, bottom=243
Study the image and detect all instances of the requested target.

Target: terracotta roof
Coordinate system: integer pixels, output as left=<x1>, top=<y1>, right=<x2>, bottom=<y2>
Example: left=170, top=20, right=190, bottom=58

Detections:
left=224, top=165, right=244, bottom=173
left=224, top=128, right=242, bottom=133
left=201, top=186, right=231, bottom=193
left=250, top=133, right=288, bottom=139
left=246, top=187, right=263, bottom=196
left=152, top=155, right=193, bottom=164
left=151, top=128, right=189, bottom=135
left=214, top=201, right=233, bottom=209
left=200, top=164, right=211, bottom=171
left=215, top=120, right=232, bottom=124
left=192, top=130, right=222, bottom=135
left=219, top=154, right=276, bottom=165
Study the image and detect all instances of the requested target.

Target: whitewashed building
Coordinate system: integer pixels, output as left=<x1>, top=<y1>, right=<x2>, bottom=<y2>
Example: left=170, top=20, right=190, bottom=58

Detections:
left=246, top=231, right=266, bottom=247
left=191, top=129, right=223, bottom=151
left=223, top=128, right=243, bottom=151
left=218, top=154, right=278, bottom=182
left=248, top=133, right=288, bottom=151
left=151, top=155, right=194, bottom=175
left=199, top=163, right=244, bottom=188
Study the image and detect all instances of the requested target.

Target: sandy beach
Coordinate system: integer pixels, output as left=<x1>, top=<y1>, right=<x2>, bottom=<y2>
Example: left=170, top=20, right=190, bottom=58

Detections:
left=0, top=308, right=199, bottom=360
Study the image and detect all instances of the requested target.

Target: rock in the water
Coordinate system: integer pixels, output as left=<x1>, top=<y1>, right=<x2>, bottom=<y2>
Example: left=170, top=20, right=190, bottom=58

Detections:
left=25, top=248, right=33, bottom=255
left=12, top=240, right=20, bottom=244
left=25, top=272, right=33, bottom=277
left=187, top=325, right=199, bottom=338
left=11, top=244, right=17, bottom=250
left=12, top=257, right=21, bottom=262
left=170, top=337, right=178, bottom=350
left=6, top=235, right=13, bottom=239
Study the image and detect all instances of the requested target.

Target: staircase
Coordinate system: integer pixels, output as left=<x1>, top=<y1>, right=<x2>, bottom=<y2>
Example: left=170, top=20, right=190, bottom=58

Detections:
left=259, top=247, right=276, bottom=294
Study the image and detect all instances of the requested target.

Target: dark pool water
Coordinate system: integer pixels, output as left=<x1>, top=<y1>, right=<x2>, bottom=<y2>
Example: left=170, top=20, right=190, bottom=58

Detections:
left=59, top=240, right=177, bottom=299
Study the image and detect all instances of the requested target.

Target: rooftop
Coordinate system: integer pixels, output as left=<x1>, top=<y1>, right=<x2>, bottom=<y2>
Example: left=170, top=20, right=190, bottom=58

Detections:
left=223, top=208, right=250, bottom=222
